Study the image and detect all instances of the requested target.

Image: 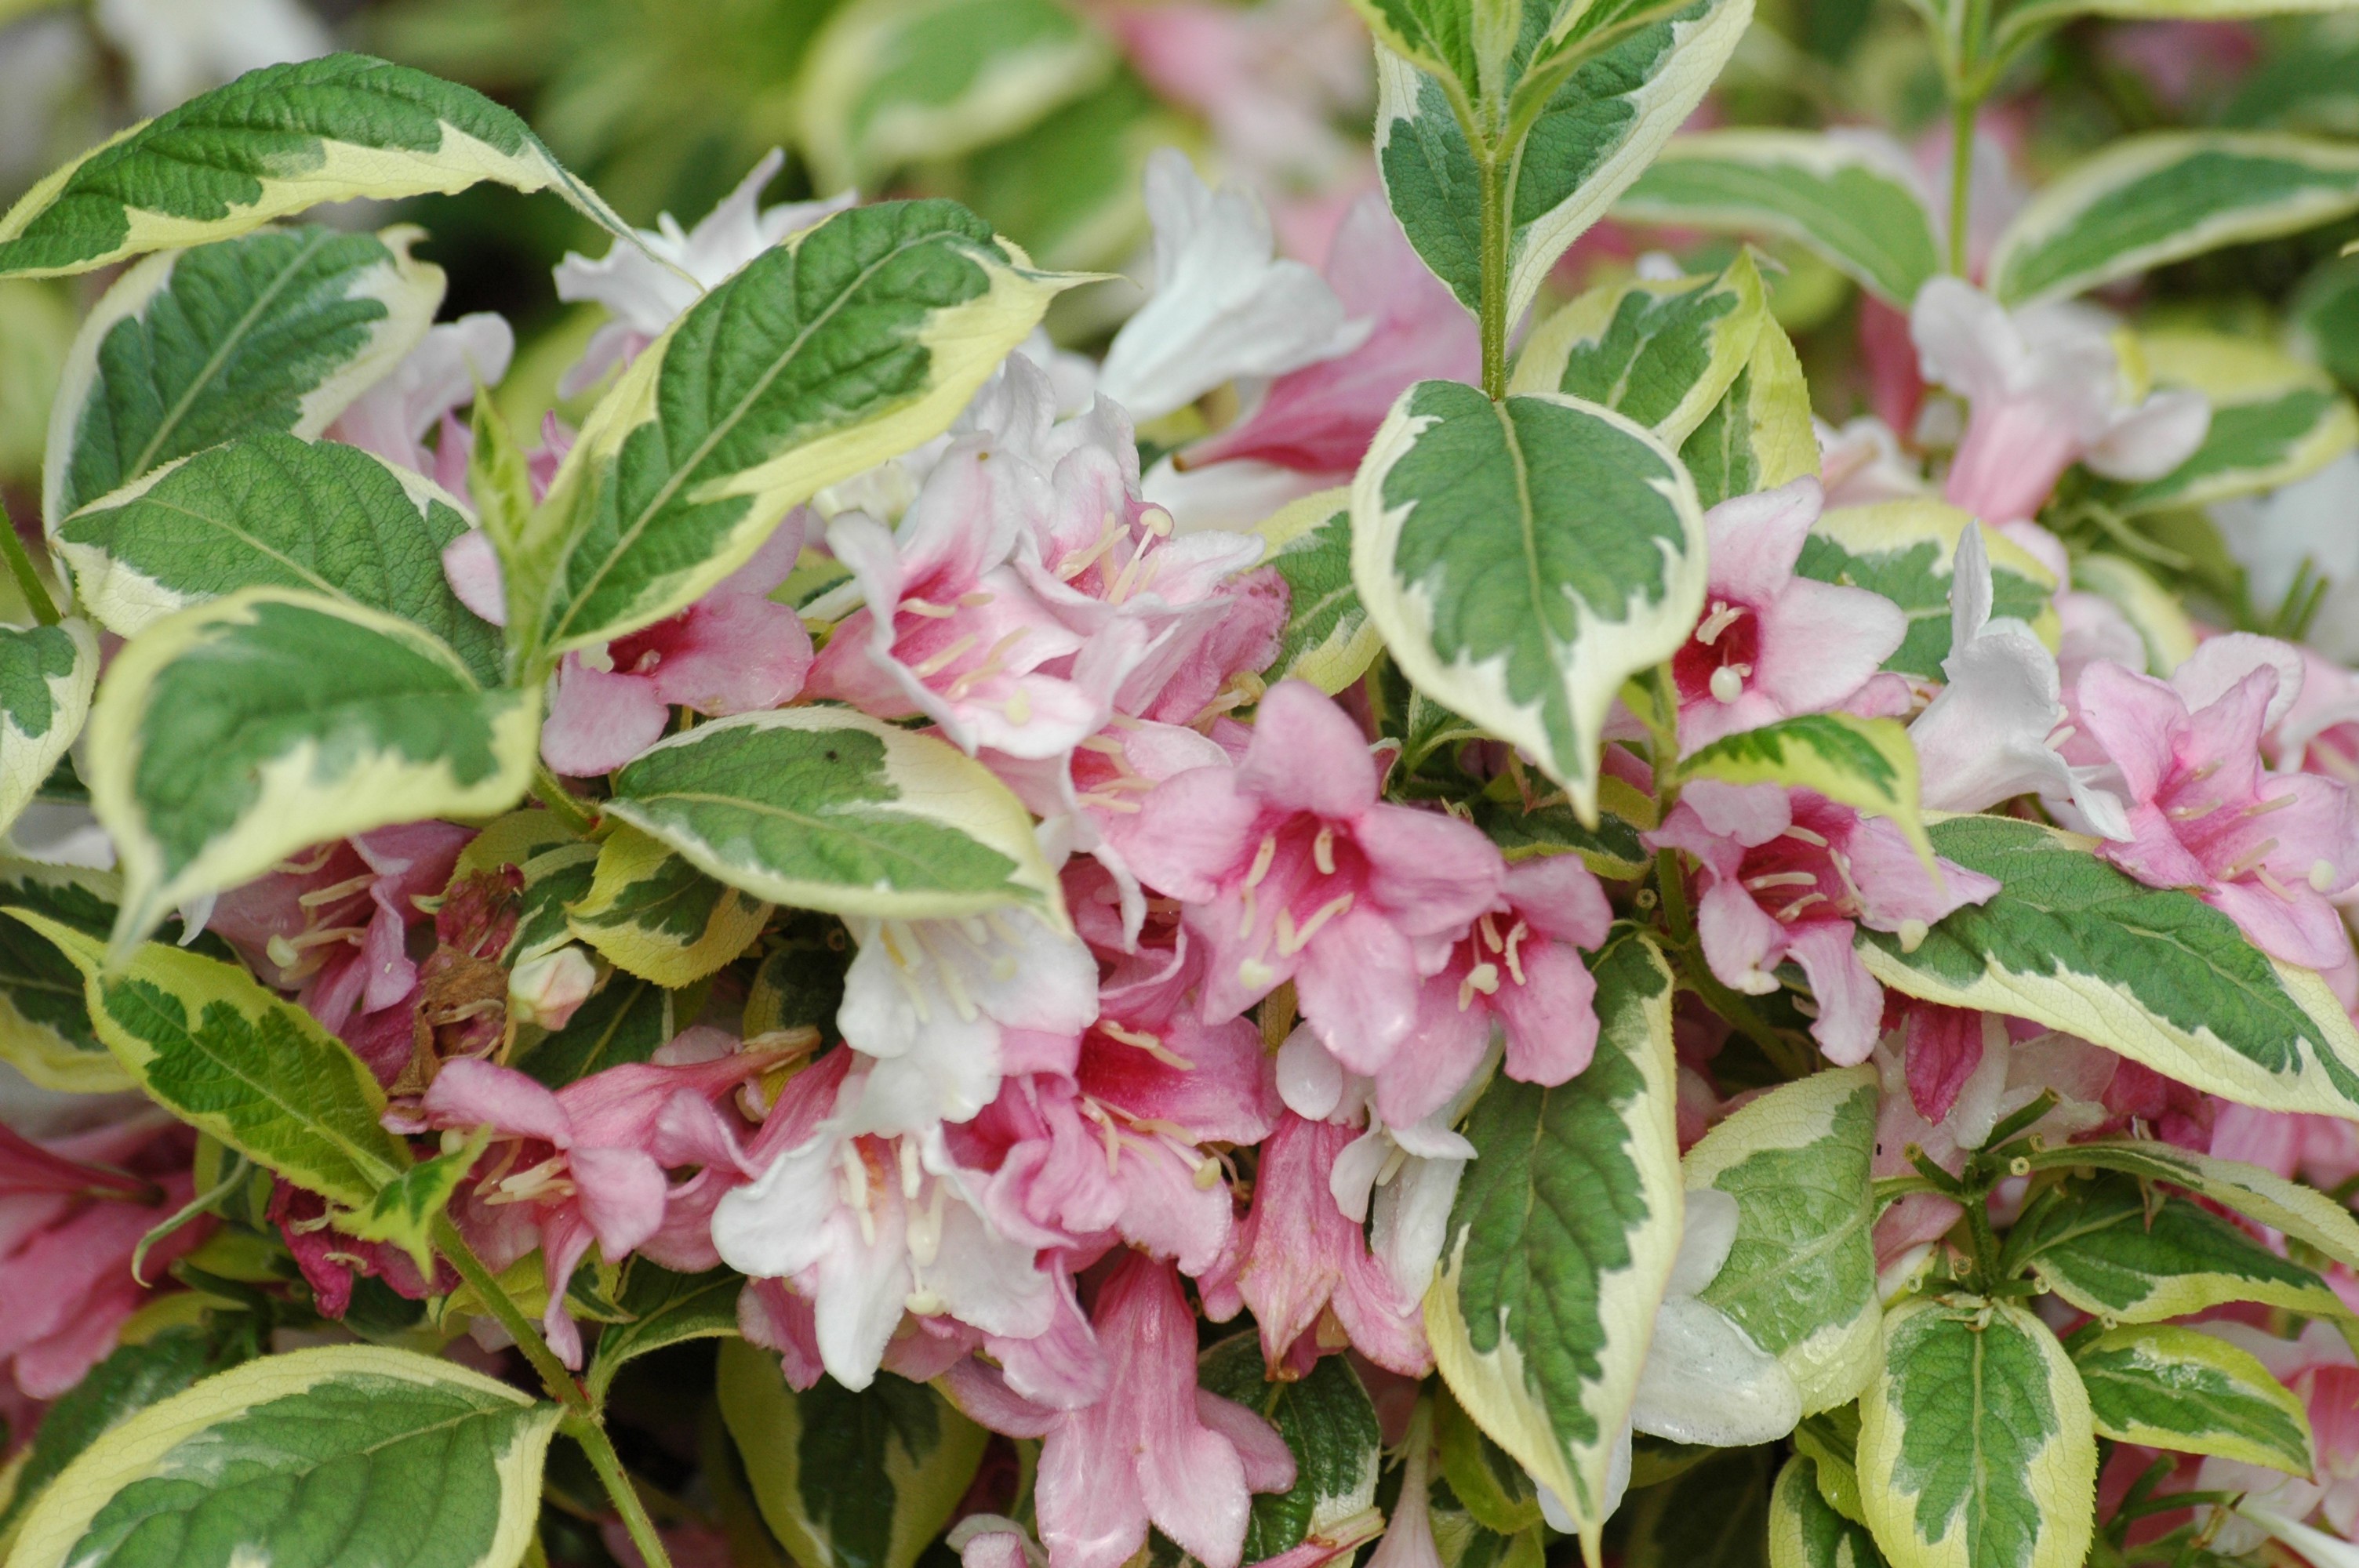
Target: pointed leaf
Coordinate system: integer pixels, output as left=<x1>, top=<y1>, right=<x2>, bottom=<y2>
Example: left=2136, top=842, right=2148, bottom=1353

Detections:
left=0, top=618, right=96, bottom=841
left=1425, top=931, right=1682, bottom=1558
left=517, top=198, right=1077, bottom=660
left=0, top=859, right=133, bottom=1091
left=1989, top=132, right=2359, bottom=307
left=1616, top=132, right=1943, bottom=307
left=42, top=224, right=441, bottom=525
left=2020, top=1138, right=2359, bottom=1271
left=717, top=1338, right=987, bottom=1568
left=1201, top=1333, right=1384, bottom=1560
left=587, top=1263, right=746, bottom=1403
left=4, top=1345, right=560, bottom=1568
left=605, top=706, right=1065, bottom=925
left=566, top=823, right=772, bottom=989
left=1471, top=784, right=1653, bottom=880
left=1795, top=501, right=2059, bottom=681
left=1856, top=1298, right=2095, bottom=1568
left=1256, top=488, right=1382, bottom=696
left=2071, top=1323, right=2314, bottom=1474
left=57, top=434, right=502, bottom=681
left=1510, top=251, right=1769, bottom=445
left=514, top=972, right=676, bottom=1090
left=1682, top=1065, right=1882, bottom=1413
left=341, top=1127, right=490, bottom=1279
left=2099, top=330, right=2358, bottom=514
left=1681, top=714, right=1929, bottom=868
left=1770, top=1455, right=1891, bottom=1568
left=1677, top=314, right=1816, bottom=509
left=4, top=907, right=409, bottom=1210
left=86, top=588, right=539, bottom=949
left=1856, top=814, right=2359, bottom=1120
left=1352, top=381, right=1706, bottom=822
left=0, top=54, right=631, bottom=279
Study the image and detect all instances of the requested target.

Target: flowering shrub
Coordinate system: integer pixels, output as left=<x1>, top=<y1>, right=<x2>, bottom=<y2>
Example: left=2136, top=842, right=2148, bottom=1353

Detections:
left=0, top=3, right=2356, bottom=1568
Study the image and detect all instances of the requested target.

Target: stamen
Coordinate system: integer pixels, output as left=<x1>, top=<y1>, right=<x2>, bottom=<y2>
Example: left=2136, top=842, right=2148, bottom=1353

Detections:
left=1478, top=912, right=1503, bottom=953
left=1695, top=601, right=1746, bottom=645
left=1502, top=920, right=1529, bottom=985
left=1772, top=891, right=1829, bottom=921
left=1245, top=833, right=1279, bottom=890
left=1782, top=825, right=1828, bottom=848
left=1278, top=893, right=1354, bottom=956
left=911, top=634, right=978, bottom=679
left=898, top=597, right=958, bottom=619
left=297, top=873, right=376, bottom=908
left=2219, top=837, right=2281, bottom=881
left=1313, top=825, right=1337, bottom=877
left=2245, top=792, right=2298, bottom=818
left=1744, top=871, right=1819, bottom=891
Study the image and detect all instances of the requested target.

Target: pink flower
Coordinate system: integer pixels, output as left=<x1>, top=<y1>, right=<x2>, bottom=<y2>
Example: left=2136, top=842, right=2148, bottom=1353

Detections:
left=2067, top=636, right=2359, bottom=973
left=205, top=821, right=474, bottom=1085
left=541, top=516, right=814, bottom=777
left=1180, top=194, right=1478, bottom=478
left=420, top=1043, right=773, bottom=1366
left=438, top=412, right=578, bottom=626
left=0, top=1116, right=204, bottom=1398
left=1199, top=1111, right=1429, bottom=1377
left=1912, top=278, right=2210, bottom=525
left=327, top=313, right=516, bottom=492
left=1671, top=478, right=1909, bottom=753
left=1648, top=782, right=2000, bottom=1065
left=1121, top=680, right=1504, bottom=1080
left=947, top=1251, right=1297, bottom=1568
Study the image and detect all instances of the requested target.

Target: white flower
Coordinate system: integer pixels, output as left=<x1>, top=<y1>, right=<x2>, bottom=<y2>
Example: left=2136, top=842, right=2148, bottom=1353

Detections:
left=93, top=0, right=329, bottom=116
left=1910, top=523, right=2132, bottom=837
left=552, top=149, right=854, bottom=396
left=1096, top=149, right=1367, bottom=425
left=1815, top=416, right=1926, bottom=507
left=326, top=313, right=514, bottom=477
left=2214, top=452, right=2359, bottom=662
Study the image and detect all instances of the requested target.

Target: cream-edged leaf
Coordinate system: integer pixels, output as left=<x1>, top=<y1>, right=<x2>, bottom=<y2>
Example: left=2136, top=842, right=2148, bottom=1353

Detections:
left=2021, top=1138, right=2359, bottom=1272
left=0, top=859, right=133, bottom=1093
left=1796, top=500, right=2059, bottom=681
left=1771, top=1455, right=1891, bottom=1568
left=1510, top=251, right=1768, bottom=445
left=1677, top=314, right=1816, bottom=509
left=2100, top=329, right=2359, bottom=514
left=1256, top=488, right=1383, bottom=695
left=2070, top=1323, right=2314, bottom=1473
left=1681, top=714, right=1930, bottom=868
left=0, top=619, right=95, bottom=843
left=566, top=823, right=773, bottom=989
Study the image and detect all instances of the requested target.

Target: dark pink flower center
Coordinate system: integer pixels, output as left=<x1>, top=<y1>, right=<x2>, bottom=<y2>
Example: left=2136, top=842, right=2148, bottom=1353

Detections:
left=1674, top=598, right=1761, bottom=706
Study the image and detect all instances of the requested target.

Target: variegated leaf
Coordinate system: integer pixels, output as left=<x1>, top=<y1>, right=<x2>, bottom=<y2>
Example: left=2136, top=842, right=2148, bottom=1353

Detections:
left=2101, top=329, right=2359, bottom=514
left=1680, top=713, right=1929, bottom=866
left=1770, top=1455, right=1890, bottom=1568
left=1796, top=499, right=2059, bottom=681
left=0, top=618, right=96, bottom=842
left=1677, top=314, right=1816, bottom=509
left=41, top=224, right=440, bottom=526
left=1201, top=1334, right=1384, bottom=1562
left=2020, top=1138, right=2359, bottom=1270
left=1425, top=931, right=1681, bottom=1559
left=566, top=823, right=773, bottom=989
left=2070, top=1323, right=2314, bottom=1474
left=1510, top=250, right=1768, bottom=445
left=1256, top=488, right=1381, bottom=695
left=1352, top=381, right=1706, bottom=822
left=0, top=859, right=133, bottom=1093
left=0, top=54, right=632, bottom=279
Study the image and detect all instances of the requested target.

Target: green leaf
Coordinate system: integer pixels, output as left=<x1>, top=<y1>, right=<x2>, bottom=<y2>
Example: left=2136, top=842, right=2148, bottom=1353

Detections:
left=1795, top=500, right=2060, bottom=681
left=86, top=588, right=539, bottom=949
left=505, top=838, right=604, bottom=968
left=1199, top=1335, right=1384, bottom=1561
left=1681, top=1065, right=1881, bottom=1414
left=605, top=706, right=1064, bottom=925
left=1510, top=251, right=1768, bottom=445
left=515, top=198, right=1077, bottom=662
left=567, top=824, right=772, bottom=988
left=0, top=860, right=133, bottom=1093
left=1856, top=1298, right=2095, bottom=1568
left=1792, top=1410, right=1869, bottom=1528
left=1371, top=0, right=1753, bottom=331
left=340, top=1128, right=489, bottom=1279
left=41, top=224, right=441, bottom=526
left=2070, top=1323, right=2314, bottom=1474
left=1434, top=1388, right=1546, bottom=1536
left=1425, top=931, right=1681, bottom=1556
left=2019, top=1138, right=2359, bottom=1272
left=1987, top=132, right=2359, bottom=307
left=1622, top=1446, right=1773, bottom=1568
left=1255, top=488, right=1382, bottom=696
left=1770, top=1455, right=1890, bottom=1568
left=0, top=1329, right=234, bottom=1537
left=1680, top=713, right=1930, bottom=869
left=795, top=0, right=1116, bottom=191
left=717, top=1338, right=987, bottom=1568
left=4, top=1345, right=560, bottom=1568
left=1856, top=814, right=2359, bottom=1120
left=1677, top=314, right=1817, bottom=510
left=56, top=434, right=502, bottom=682
left=1352, top=380, right=1706, bottom=822
left=1996, top=0, right=2359, bottom=67
left=2099, top=330, right=2359, bottom=514
left=932, top=70, right=1173, bottom=274
left=0, top=53, right=632, bottom=280
left=5, top=907, right=409, bottom=1210
left=1470, top=779, right=1653, bottom=880
left=1616, top=131, right=1943, bottom=307
left=2002, top=1171, right=2350, bottom=1323
left=586, top=1263, right=745, bottom=1403
left=0, top=619, right=96, bottom=842
left=514, top=972, right=676, bottom=1090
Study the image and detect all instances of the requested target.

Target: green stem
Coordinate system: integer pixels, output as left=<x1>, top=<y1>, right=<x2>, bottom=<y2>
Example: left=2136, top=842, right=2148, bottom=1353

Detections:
left=1478, top=150, right=1511, bottom=400
left=431, top=1218, right=678, bottom=1568
left=1946, top=93, right=1978, bottom=277
left=533, top=764, right=599, bottom=836
left=0, top=494, right=60, bottom=626
left=1962, top=1186, right=2003, bottom=1293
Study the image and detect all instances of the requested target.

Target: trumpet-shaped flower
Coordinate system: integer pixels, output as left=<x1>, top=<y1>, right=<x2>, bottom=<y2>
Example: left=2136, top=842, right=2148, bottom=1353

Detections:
left=327, top=313, right=515, bottom=492
left=946, top=1252, right=1297, bottom=1568
left=1647, top=782, right=2000, bottom=1065
left=1096, top=150, right=1366, bottom=425
left=1912, top=278, right=2210, bottom=525
left=1673, top=478, right=1909, bottom=752
left=1121, top=681, right=1503, bottom=1077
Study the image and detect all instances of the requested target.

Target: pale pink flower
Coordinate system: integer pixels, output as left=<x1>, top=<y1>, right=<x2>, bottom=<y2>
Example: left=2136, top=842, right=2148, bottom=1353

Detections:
left=1121, top=681, right=1504, bottom=1080
left=947, top=1251, right=1297, bottom=1568
left=1180, top=193, right=1478, bottom=478
left=1673, top=478, right=1909, bottom=753
left=1647, top=782, right=2000, bottom=1065
left=420, top=1044, right=773, bottom=1366
left=1912, top=278, right=2210, bottom=524
left=540, top=517, right=813, bottom=777
left=1199, top=1110, right=1429, bottom=1376
left=2066, top=635, right=2359, bottom=973
left=327, top=314, right=515, bottom=491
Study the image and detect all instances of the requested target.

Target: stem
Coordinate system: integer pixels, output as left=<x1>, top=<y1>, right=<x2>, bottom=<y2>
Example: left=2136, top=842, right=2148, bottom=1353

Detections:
left=432, top=1218, right=676, bottom=1568
left=0, top=495, right=60, bottom=626
left=533, top=764, right=599, bottom=836
left=1962, top=1187, right=2003, bottom=1293
left=1478, top=150, right=1511, bottom=400
left=1946, top=93, right=1977, bottom=277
